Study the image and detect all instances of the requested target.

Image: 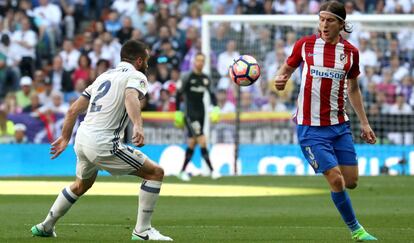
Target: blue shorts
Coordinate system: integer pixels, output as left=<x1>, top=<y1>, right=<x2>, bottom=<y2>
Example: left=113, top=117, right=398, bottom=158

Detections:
left=297, top=122, right=357, bottom=174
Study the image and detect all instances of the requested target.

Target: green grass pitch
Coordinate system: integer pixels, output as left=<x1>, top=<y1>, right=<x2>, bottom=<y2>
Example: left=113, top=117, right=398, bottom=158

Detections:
left=0, top=176, right=413, bottom=242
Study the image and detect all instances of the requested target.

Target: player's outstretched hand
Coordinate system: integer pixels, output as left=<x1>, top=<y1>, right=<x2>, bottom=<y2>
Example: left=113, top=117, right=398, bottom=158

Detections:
left=50, top=136, right=69, bottom=159
left=274, top=74, right=289, bottom=91
left=360, top=124, right=376, bottom=144
left=132, top=125, right=145, bottom=147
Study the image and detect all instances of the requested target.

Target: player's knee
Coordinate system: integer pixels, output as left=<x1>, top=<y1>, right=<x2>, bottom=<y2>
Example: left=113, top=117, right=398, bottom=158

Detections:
left=151, top=166, right=164, bottom=181
left=197, top=136, right=207, bottom=146
left=330, top=173, right=345, bottom=190
left=187, top=138, right=196, bottom=148
left=188, top=142, right=196, bottom=149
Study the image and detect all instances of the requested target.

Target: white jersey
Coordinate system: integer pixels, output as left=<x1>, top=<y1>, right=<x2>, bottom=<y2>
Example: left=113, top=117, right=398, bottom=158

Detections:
left=76, top=62, right=148, bottom=152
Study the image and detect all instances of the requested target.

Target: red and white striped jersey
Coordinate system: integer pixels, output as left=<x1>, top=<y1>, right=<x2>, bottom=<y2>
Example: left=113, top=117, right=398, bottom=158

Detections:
left=287, top=34, right=360, bottom=126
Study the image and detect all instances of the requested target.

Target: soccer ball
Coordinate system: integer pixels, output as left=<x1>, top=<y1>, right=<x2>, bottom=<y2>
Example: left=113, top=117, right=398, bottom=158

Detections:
left=229, top=55, right=261, bottom=86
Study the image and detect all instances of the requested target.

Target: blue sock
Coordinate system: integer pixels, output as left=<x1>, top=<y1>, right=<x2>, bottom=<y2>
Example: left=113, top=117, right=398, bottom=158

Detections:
left=331, top=190, right=361, bottom=232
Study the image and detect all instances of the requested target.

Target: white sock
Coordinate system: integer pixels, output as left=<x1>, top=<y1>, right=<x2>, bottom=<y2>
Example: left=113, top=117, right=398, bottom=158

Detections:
left=134, top=180, right=162, bottom=234
left=42, top=186, right=79, bottom=231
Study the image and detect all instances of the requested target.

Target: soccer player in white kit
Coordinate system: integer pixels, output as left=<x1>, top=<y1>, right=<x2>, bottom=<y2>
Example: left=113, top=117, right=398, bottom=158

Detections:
left=31, top=40, right=172, bottom=241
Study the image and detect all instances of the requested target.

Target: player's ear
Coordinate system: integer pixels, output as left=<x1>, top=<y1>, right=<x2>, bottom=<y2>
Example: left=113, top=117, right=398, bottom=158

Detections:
left=340, top=21, right=345, bottom=31
left=136, top=56, right=143, bottom=67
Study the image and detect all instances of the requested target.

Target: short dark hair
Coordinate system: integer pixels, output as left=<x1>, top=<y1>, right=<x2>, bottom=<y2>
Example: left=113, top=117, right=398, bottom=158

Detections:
left=320, top=0, right=352, bottom=33
left=120, top=40, right=148, bottom=63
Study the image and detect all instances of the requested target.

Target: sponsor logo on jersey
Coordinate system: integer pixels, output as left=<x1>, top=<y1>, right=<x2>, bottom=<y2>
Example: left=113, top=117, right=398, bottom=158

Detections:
left=310, top=65, right=345, bottom=80
left=340, top=53, right=347, bottom=64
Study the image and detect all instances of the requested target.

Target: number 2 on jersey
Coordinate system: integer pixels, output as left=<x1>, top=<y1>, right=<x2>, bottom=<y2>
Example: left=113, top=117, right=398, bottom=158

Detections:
left=90, top=80, right=111, bottom=112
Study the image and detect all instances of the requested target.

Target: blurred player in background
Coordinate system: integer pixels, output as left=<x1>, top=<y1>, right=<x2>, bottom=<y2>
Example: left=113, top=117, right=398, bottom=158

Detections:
left=274, top=1, right=377, bottom=241
left=31, top=40, right=172, bottom=241
left=175, top=53, right=220, bottom=181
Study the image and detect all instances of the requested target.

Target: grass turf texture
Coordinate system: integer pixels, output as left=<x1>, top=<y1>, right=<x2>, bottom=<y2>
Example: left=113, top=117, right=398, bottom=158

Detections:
left=0, top=176, right=413, bottom=242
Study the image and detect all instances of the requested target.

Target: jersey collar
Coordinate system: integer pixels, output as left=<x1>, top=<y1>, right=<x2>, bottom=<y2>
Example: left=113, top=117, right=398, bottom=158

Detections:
left=118, top=61, right=136, bottom=70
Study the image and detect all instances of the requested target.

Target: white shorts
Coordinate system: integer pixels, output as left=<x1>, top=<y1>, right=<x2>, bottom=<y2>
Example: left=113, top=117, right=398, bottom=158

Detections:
left=74, top=142, right=148, bottom=179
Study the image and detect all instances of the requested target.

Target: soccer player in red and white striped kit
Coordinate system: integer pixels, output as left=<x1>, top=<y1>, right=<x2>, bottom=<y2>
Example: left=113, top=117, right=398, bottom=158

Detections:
left=274, top=1, right=377, bottom=241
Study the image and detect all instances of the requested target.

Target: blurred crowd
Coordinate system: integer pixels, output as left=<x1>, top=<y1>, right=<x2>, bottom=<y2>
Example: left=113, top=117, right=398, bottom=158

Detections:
left=1, top=0, right=414, bottom=143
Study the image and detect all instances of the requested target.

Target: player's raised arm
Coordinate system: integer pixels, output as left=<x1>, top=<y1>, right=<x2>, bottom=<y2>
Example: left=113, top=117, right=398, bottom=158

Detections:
left=125, top=88, right=145, bottom=147
left=50, top=96, right=90, bottom=159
